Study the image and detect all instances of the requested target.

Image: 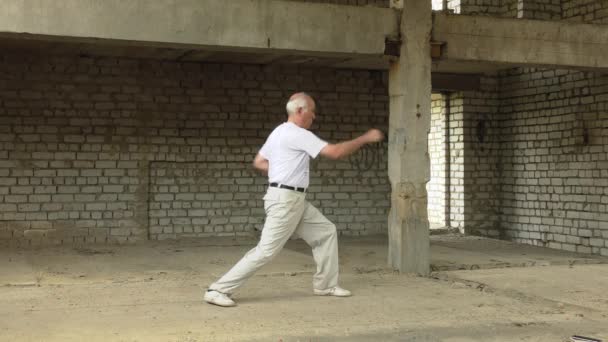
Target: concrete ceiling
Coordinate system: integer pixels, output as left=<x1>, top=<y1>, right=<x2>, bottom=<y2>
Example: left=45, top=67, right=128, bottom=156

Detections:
left=0, top=36, right=507, bottom=75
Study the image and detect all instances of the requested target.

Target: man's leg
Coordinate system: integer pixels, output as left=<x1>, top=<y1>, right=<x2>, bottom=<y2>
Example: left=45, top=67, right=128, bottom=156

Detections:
left=294, top=202, right=340, bottom=292
left=208, top=189, right=306, bottom=295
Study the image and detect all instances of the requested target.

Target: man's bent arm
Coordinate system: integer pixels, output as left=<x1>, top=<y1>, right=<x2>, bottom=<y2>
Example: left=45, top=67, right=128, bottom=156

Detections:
left=253, top=153, right=269, bottom=175
left=320, top=129, right=384, bottom=160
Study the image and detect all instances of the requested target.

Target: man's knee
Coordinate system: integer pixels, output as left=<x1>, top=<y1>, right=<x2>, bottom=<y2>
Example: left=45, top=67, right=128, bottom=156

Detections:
left=256, top=245, right=281, bottom=262
left=326, top=223, right=337, bottom=237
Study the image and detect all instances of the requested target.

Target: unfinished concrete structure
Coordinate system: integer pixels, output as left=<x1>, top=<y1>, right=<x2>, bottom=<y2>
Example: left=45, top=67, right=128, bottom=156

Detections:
left=0, top=0, right=607, bottom=275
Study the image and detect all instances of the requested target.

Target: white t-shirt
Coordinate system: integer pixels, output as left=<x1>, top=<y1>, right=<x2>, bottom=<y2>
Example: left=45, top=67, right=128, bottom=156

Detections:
left=259, top=122, right=328, bottom=188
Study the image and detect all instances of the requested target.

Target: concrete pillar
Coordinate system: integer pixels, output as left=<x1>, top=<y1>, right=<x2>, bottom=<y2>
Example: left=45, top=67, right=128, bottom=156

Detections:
left=387, top=0, right=432, bottom=275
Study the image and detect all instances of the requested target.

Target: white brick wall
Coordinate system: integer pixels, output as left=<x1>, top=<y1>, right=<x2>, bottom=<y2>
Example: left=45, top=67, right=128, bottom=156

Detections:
left=428, top=94, right=447, bottom=228
left=454, top=0, right=607, bottom=20
left=461, top=76, right=502, bottom=237
left=0, top=54, right=389, bottom=246
left=562, top=0, right=608, bottom=23
left=517, top=0, right=562, bottom=19
left=426, top=0, right=608, bottom=257
left=491, top=0, right=608, bottom=256
left=497, top=68, right=608, bottom=256
left=431, top=71, right=608, bottom=257
left=448, top=0, right=514, bottom=17
left=3, top=0, right=607, bottom=251
left=428, top=93, right=467, bottom=231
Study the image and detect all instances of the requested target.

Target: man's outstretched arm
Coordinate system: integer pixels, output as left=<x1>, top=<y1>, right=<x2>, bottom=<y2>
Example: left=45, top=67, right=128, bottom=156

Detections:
left=320, top=129, right=384, bottom=160
left=253, top=153, right=269, bottom=175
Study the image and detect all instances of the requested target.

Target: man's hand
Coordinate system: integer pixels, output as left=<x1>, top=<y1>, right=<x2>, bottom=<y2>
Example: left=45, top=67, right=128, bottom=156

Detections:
left=320, top=128, right=386, bottom=160
left=253, top=153, right=269, bottom=175
left=364, top=129, right=385, bottom=143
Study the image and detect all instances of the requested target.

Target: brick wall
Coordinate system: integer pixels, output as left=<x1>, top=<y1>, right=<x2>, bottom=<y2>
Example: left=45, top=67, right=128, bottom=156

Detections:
left=496, top=68, right=608, bottom=255
left=443, top=0, right=518, bottom=17
left=489, top=0, right=608, bottom=255
left=0, top=53, right=390, bottom=246
left=452, top=0, right=608, bottom=20
left=461, top=76, right=502, bottom=237
left=430, top=82, right=501, bottom=235
left=148, top=162, right=264, bottom=240
left=424, top=0, right=608, bottom=257
left=428, top=93, right=467, bottom=231
left=429, top=95, right=447, bottom=228
left=432, top=72, right=608, bottom=256
left=446, top=94, right=467, bottom=232
left=451, top=0, right=562, bottom=18
left=500, top=0, right=519, bottom=18
left=413, top=0, right=608, bottom=255
left=518, top=0, right=561, bottom=19
left=562, top=0, right=608, bottom=23
left=409, top=0, right=608, bottom=256
left=459, top=0, right=505, bottom=16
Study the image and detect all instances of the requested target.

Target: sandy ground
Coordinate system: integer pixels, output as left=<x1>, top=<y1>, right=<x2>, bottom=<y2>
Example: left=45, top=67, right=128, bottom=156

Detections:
left=1, top=235, right=607, bottom=342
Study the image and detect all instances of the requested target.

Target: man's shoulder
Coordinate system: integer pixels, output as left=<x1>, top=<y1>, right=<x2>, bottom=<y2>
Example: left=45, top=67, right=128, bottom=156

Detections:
left=270, top=122, right=321, bottom=144
left=266, top=122, right=287, bottom=137
left=284, top=122, right=315, bottom=136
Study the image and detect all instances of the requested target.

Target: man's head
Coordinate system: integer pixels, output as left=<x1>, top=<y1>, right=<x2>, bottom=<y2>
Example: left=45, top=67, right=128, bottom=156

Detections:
left=286, top=92, right=316, bottom=129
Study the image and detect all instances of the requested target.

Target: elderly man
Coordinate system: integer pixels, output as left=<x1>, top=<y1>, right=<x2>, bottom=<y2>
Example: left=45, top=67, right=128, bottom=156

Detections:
left=204, top=92, right=384, bottom=307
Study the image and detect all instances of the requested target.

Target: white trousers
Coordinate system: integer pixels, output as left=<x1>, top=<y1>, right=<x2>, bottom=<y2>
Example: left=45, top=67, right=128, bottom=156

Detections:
left=209, top=187, right=339, bottom=294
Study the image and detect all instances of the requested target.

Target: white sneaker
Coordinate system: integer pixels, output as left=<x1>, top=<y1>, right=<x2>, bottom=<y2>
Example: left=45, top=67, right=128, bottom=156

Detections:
left=204, top=290, right=236, bottom=307
left=313, top=286, right=352, bottom=297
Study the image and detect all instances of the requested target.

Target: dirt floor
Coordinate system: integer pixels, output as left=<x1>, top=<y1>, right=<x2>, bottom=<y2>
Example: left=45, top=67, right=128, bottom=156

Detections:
left=1, top=234, right=608, bottom=342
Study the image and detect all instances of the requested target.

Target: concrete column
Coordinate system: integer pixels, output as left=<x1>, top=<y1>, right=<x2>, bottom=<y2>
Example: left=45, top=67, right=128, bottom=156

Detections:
left=387, top=0, right=432, bottom=275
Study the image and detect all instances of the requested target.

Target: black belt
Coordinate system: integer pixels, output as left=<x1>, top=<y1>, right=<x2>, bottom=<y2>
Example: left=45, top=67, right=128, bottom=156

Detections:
left=269, top=183, right=307, bottom=193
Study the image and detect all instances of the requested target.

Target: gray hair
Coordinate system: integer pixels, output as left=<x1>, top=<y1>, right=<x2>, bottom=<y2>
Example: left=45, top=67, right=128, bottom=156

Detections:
left=286, top=93, right=311, bottom=116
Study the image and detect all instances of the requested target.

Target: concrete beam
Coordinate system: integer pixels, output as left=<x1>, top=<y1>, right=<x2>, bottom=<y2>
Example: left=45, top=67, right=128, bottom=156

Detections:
left=432, top=73, right=481, bottom=92
left=0, top=0, right=399, bottom=58
left=433, top=13, right=608, bottom=70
